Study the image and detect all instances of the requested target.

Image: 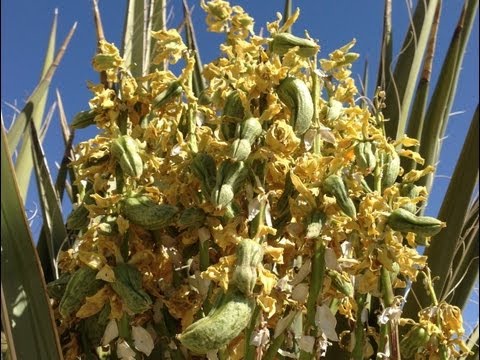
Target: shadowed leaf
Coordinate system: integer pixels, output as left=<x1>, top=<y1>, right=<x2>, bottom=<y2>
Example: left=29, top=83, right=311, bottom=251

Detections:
left=1, top=123, right=63, bottom=360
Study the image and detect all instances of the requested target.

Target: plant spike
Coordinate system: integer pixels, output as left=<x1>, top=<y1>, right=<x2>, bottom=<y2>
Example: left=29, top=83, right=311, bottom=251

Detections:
left=376, top=0, right=392, bottom=92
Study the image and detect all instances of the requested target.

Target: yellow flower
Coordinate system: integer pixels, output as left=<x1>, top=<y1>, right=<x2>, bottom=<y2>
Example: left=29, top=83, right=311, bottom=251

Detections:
left=266, top=119, right=301, bottom=155
left=151, top=29, right=187, bottom=65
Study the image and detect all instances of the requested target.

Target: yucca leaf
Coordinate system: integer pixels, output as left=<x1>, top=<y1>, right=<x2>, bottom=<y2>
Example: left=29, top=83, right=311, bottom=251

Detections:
left=418, top=0, right=478, bottom=193
left=92, top=0, right=110, bottom=87
left=1, top=123, right=63, bottom=360
left=403, top=2, right=441, bottom=173
left=6, top=19, right=76, bottom=202
left=464, top=324, right=479, bottom=360
left=282, top=0, right=293, bottom=33
left=183, top=0, right=205, bottom=98
left=404, top=105, right=479, bottom=317
left=11, top=10, right=57, bottom=202
left=446, top=197, right=479, bottom=309
left=376, top=0, right=392, bottom=92
left=148, top=0, right=167, bottom=73
left=383, top=0, right=439, bottom=140
left=30, top=120, right=68, bottom=280
left=53, top=90, right=75, bottom=203
left=122, top=0, right=145, bottom=77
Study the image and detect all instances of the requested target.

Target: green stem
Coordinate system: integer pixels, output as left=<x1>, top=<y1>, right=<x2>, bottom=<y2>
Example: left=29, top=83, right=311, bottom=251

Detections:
left=305, top=240, right=326, bottom=331
left=244, top=305, right=261, bottom=360
left=263, top=333, right=286, bottom=360
left=351, top=294, right=367, bottom=360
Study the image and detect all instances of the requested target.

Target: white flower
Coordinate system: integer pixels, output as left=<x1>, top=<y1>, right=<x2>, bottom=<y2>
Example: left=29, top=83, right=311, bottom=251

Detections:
left=315, top=304, right=338, bottom=341
left=132, top=325, right=154, bottom=356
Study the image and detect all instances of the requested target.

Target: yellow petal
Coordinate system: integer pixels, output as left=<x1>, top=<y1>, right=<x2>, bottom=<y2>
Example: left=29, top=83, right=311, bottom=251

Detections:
left=76, top=286, right=110, bottom=318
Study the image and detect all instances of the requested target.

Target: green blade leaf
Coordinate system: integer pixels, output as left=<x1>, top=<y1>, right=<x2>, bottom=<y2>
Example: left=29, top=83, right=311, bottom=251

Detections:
left=6, top=20, right=77, bottom=203
left=148, top=0, right=167, bottom=73
left=122, top=0, right=145, bottom=77
left=445, top=197, right=479, bottom=309
left=404, top=105, right=479, bottom=317
left=13, top=10, right=57, bottom=201
left=30, top=120, right=68, bottom=280
left=403, top=2, right=441, bottom=173
left=418, top=0, right=479, bottom=192
left=1, top=123, right=63, bottom=360
left=282, top=0, right=293, bottom=33
left=183, top=0, right=205, bottom=98
left=376, top=0, right=392, bottom=91
left=53, top=90, right=76, bottom=204
left=383, top=0, right=439, bottom=140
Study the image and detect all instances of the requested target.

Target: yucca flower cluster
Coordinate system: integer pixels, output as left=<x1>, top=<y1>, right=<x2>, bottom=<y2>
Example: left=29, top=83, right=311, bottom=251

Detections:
left=49, top=1, right=469, bottom=359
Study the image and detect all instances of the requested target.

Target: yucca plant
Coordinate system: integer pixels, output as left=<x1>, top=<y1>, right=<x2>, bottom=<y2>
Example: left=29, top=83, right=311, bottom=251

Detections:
left=1, top=1, right=478, bottom=360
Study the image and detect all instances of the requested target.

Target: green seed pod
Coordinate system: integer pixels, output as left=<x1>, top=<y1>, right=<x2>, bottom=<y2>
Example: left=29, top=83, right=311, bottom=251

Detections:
left=152, top=80, right=183, bottom=109
left=277, top=76, right=314, bottom=136
left=326, top=269, right=354, bottom=297
left=387, top=208, right=445, bottom=237
left=400, top=325, right=430, bottom=359
left=66, top=204, right=90, bottom=230
left=177, top=207, right=206, bottom=229
left=326, top=99, right=343, bottom=121
left=47, top=273, right=72, bottom=301
left=59, top=267, right=103, bottom=319
left=323, top=174, right=357, bottom=218
left=270, top=32, right=319, bottom=58
left=211, top=160, right=248, bottom=208
left=223, top=201, right=242, bottom=221
left=222, top=91, right=245, bottom=141
left=190, top=153, right=217, bottom=197
left=229, top=138, right=252, bottom=161
left=355, top=141, right=377, bottom=173
left=71, top=110, right=96, bottom=129
left=382, top=149, right=400, bottom=189
left=111, top=264, right=152, bottom=314
left=239, top=117, right=262, bottom=143
left=178, top=290, right=255, bottom=354
left=111, top=135, right=144, bottom=178
left=304, top=209, right=326, bottom=239
left=66, top=190, right=95, bottom=230
left=400, top=183, right=424, bottom=214
left=122, top=195, right=179, bottom=230
left=232, top=239, right=264, bottom=295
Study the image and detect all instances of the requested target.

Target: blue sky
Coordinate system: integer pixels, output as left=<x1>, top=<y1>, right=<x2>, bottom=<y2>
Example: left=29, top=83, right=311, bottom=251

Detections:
left=1, top=0, right=478, bottom=329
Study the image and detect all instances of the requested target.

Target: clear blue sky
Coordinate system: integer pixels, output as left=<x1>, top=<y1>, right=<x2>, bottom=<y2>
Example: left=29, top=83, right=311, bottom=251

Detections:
left=1, top=0, right=478, bottom=328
